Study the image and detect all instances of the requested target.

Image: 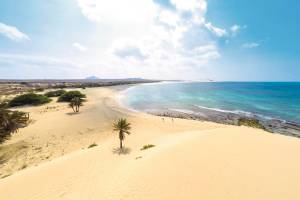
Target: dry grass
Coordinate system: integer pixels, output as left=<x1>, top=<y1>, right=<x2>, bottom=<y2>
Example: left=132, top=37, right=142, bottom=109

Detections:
left=88, top=143, right=98, bottom=148
left=140, top=144, right=155, bottom=151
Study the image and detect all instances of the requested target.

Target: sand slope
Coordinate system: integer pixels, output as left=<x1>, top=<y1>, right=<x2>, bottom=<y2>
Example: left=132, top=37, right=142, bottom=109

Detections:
left=1, top=87, right=300, bottom=200
left=0, top=87, right=128, bottom=178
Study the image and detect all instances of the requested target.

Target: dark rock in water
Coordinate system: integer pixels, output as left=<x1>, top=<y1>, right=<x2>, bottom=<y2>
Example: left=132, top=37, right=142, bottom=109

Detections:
left=148, top=108, right=300, bottom=138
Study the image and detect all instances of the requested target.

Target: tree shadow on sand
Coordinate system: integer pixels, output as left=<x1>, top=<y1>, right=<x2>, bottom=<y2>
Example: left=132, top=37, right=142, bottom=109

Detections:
left=112, top=147, right=131, bottom=155
left=66, top=112, right=81, bottom=116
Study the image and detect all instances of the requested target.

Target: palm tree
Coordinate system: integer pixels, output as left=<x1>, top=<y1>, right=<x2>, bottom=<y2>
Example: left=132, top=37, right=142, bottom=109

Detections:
left=113, top=118, right=131, bottom=149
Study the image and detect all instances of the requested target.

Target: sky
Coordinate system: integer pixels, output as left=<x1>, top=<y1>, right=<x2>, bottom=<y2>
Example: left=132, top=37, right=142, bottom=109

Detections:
left=0, top=0, right=299, bottom=81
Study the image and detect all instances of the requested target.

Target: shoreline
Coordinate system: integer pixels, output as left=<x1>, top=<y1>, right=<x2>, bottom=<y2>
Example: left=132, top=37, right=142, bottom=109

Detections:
left=120, top=83, right=300, bottom=138
left=2, top=85, right=300, bottom=199
left=147, top=109, right=300, bottom=138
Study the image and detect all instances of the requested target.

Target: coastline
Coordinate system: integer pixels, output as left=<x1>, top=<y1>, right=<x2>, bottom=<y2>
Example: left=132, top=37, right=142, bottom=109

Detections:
left=146, top=108, right=300, bottom=138
left=1, top=85, right=300, bottom=200
left=120, top=82, right=300, bottom=138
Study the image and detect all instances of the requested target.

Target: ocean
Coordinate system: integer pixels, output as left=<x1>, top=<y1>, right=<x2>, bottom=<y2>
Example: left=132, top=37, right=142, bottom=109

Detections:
left=121, top=82, right=300, bottom=125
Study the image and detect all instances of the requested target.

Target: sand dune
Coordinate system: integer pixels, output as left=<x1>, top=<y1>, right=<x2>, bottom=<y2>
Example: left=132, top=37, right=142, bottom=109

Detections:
left=0, top=87, right=129, bottom=178
left=1, top=86, right=300, bottom=200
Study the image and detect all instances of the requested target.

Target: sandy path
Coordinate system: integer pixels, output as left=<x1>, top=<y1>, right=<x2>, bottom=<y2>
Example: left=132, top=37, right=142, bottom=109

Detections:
left=1, top=86, right=300, bottom=200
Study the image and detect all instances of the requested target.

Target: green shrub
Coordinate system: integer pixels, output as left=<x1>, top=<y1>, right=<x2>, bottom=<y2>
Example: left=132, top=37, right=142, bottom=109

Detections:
left=0, top=108, right=30, bottom=143
left=88, top=143, right=97, bottom=148
left=140, top=144, right=155, bottom=151
left=45, top=90, right=66, bottom=97
left=238, top=118, right=265, bottom=129
left=8, top=93, right=51, bottom=107
left=58, top=91, right=86, bottom=102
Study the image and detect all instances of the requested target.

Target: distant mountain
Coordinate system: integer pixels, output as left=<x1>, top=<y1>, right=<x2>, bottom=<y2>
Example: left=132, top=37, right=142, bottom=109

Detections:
left=85, top=76, right=99, bottom=80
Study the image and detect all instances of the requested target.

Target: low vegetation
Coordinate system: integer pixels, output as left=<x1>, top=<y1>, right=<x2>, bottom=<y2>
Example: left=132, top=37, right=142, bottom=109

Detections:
left=8, top=93, right=51, bottom=107
left=44, top=89, right=66, bottom=97
left=0, top=102, right=30, bottom=143
left=58, top=91, right=86, bottom=102
left=140, top=144, right=155, bottom=150
left=238, top=118, right=265, bottom=130
left=34, top=88, right=44, bottom=92
left=88, top=143, right=98, bottom=148
left=20, top=164, right=27, bottom=170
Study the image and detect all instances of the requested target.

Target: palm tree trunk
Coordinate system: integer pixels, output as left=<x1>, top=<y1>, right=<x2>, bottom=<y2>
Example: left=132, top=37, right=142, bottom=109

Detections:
left=120, top=139, right=123, bottom=149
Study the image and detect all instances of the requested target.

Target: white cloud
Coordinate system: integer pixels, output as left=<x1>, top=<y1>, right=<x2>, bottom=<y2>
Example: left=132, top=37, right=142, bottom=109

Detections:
left=170, top=0, right=207, bottom=25
left=109, top=38, right=147, bottom=60
left=0, top=22, right=30, bottom=42
left=192, top=45, right=220, bottom=59
left=73, top=0, right=228, bottom=79
left=230, top=24, right=247, bottom=36
left=0, top=54, right=87, bottom=79
left=0, top=0, right=235, bottom=79
left=77, top=0, right=157, bottom=24
left=230, top=24, right=240, bottom=35
left=73, top=42, right=87, bottom=52
left=242, top=42, right=259, bottom=49
left=204, top=22, right=227, bottom=37
left=157, top=10, right=180, bottom=27
left=0, top=53, right=83, bottom=69
left=170, top=0, right=207, bottom=12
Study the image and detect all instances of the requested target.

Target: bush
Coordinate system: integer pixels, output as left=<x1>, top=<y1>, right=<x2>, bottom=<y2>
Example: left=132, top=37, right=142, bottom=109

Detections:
left=45, top=90, right=66, bottom=97
left=58, top=91, right=86, bottom=102
left=140, top=144, right=155, bottom=151
left=0, top=108, right=30, bottom=143
left=8, top=93, right=51, bottom=107
left=238, top=118, right=265, bottom=129
left=88, top=143, right=97, bottom=148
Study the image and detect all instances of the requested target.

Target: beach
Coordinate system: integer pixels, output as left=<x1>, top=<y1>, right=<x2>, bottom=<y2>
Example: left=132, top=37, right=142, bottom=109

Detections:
left=1, top=86, right=300, bottom=200
left=122, top=82, right=300, bottom=137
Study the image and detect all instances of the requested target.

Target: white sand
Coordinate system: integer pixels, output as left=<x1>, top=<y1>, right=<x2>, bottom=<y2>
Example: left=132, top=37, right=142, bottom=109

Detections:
left=1, top=86, right=300, bottom=200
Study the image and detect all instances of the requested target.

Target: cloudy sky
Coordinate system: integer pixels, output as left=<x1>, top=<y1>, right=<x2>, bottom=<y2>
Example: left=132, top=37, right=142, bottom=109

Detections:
left=0, top=0, right=299, bottom=81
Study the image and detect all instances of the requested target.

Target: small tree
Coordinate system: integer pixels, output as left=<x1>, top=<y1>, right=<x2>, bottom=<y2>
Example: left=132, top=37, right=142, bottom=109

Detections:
left=0, top=101, right=30, bottom=143
left=113, top=118, right=131, bottom=149
left=69, top=97, right=83, bottom=113
left=58, top=91, right=86, bottom=102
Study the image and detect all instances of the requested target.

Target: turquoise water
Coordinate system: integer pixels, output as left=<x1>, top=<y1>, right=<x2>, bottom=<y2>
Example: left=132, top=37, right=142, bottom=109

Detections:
left=122, top=82, right=300, bottom=123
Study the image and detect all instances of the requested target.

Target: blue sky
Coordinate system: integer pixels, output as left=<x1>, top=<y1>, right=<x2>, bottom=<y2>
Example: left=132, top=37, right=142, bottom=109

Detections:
left=0, top=0, right=299, bottom=81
